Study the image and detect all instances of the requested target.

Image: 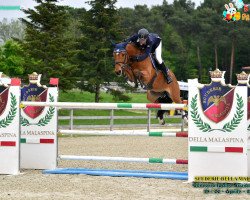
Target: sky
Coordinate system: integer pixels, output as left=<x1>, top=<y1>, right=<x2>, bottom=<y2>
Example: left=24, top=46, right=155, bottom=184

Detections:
left=0, top=0, right=204, bottom=20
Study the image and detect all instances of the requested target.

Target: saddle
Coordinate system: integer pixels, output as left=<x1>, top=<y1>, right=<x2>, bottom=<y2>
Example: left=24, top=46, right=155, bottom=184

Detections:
left=149, top=54, right=160, bottom=71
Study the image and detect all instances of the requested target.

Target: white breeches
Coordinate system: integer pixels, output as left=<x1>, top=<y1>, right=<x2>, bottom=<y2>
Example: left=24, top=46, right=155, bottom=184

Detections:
left=155, top=41, right=163, bottom=64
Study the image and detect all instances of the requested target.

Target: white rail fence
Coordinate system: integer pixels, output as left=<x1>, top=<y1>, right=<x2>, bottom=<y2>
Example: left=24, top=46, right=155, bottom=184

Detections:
left=58, top=110, right=185, bottom=131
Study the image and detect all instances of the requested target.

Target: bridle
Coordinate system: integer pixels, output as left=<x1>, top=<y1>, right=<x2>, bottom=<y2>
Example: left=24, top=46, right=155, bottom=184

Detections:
left=114, top=48, right=141, bottom=87
left=113, top=49, right=131, bottom=73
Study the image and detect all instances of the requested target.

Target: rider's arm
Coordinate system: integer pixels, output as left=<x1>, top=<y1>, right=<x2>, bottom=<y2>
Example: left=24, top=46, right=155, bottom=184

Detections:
left=132, top=45, right=152, bottom=62
left=124, top=34, right=138, bottom=43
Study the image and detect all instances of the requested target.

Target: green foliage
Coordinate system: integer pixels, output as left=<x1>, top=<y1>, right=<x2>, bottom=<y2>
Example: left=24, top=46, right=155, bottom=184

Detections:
left=77, top=0, right=122, bottom=102
left=21, top=0, right=77, bottom=90
left=118, top=0, right=250, bottom=84
left=0, top=40, right=25, bottom=76
left=2, top=0, right=250, bottom=88
left=0, top=19, right=25, bottom=42
left=222, top=94, right=244, bottom=132
left=37, top=94, right=55, bottom=126
left=0, top=93, right=17, bottom=128
left=190, top=94, right=211, bottom=132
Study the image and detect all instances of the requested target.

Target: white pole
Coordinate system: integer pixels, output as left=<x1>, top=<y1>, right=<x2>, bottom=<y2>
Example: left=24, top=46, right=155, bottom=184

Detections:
left=59, top=155, right=188, bottom=164
left=20, top=102, right=186, bottom=110
left=59, top=130, right=188, bottom=137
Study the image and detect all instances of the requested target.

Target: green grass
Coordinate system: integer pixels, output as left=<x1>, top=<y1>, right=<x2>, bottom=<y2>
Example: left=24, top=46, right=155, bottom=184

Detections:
left=59, top=90, right=148, bottom=103
left=58, top=90, right=181, bottom=125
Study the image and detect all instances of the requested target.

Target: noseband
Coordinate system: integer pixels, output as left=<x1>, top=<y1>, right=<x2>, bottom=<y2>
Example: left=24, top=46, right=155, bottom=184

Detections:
left=114, top=50, right=130, bottom=71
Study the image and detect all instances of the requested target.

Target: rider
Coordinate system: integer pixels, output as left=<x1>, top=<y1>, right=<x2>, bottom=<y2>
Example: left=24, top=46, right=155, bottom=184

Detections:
left=125, top=28, right=172, bottom=84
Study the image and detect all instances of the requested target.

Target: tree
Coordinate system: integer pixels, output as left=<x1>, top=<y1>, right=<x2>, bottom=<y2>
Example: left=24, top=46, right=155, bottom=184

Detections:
left=78, top=0, right=122, bottom=102
left=0, top=19, right=25, bottom=43
left=0, top=40, right=25, bottom=77
left=21, top=0, right=77, bottom=90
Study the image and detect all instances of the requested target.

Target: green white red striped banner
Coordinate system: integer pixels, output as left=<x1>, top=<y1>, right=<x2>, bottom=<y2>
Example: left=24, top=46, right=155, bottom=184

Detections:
left=190, top=146, right=243, bottom=153
left=59, top=130, right=188, bottom=137
left=59, top=155, right=188, bottom=164
left=20, top=102, right=186, bottom=110
left=20, top=138, right=54, bottom=144
left=0, top=141, right=16, bottom=146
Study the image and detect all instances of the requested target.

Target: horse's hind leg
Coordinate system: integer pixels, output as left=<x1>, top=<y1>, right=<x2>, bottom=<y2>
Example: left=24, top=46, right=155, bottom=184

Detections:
left=147, top=91, right=173, bottom=125
left=147, top=91, right=164, bottom=124
left=155, top=92, right=173, bottom=125
left=164, top=78, right=188, bottom=124
left=165, top=72, right=182, bottom=104
left=146, top=90, right=161, bottom=103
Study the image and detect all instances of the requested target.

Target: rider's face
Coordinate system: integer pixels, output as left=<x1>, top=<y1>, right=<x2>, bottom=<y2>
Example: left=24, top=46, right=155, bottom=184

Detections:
left=139, top=38, right=147, bottom=46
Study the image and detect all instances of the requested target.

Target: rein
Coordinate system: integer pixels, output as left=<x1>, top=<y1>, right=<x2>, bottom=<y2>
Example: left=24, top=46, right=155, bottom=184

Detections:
left=114, top=50, right=128, bottom=68
left=114, top=49, right=133, bottom=76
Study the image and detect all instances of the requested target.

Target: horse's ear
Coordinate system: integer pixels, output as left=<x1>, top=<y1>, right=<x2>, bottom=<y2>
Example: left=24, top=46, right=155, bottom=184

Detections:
left=110, top=39, right=116, bottom=47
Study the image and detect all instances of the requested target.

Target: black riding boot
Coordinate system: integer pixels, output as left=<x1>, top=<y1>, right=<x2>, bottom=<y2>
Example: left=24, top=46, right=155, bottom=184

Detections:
left=158, top=62, right=172, bottom=84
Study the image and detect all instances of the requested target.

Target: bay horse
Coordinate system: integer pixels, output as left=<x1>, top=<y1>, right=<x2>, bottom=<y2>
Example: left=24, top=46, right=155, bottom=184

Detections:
left=113, top=42, right=185, bottom=125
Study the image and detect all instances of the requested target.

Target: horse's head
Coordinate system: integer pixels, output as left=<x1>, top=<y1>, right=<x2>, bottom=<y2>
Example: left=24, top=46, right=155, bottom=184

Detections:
left=113, top=42, right=129, bottom=76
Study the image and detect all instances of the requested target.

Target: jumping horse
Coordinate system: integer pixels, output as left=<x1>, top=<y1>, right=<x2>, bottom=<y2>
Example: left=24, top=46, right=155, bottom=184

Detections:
left=113, top=42, right=185, bottom=125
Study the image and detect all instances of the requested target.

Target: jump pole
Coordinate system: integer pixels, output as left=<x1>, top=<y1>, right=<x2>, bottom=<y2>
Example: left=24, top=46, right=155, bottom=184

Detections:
left=20, top=102, right=186, bottom=110
left=43, top=168, right=188, bottom=180
left=20, top=100, right=188, bottom=179
left=59, top=130, right=188, bottom=137
left=59, top=155, right=188, bottom=164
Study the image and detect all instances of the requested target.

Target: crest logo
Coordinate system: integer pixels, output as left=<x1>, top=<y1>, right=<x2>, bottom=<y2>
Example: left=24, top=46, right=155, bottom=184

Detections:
left=199, top=81, right=235, bottom=123
left=21, top=72, right=48, bottom=119
left=21, top=84, right=47, bottom=119
left=191, top=68, right=244, bottom=132
left=0, top=86, right=9, bottom=116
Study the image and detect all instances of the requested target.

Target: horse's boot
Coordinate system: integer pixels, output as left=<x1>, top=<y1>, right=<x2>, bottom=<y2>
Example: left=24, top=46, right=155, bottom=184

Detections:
left=158, top=63, right=172, bottom=84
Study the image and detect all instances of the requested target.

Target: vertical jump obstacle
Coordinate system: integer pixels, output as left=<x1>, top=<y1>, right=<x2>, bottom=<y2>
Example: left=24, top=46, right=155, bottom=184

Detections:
left=236, top=71, right=250, bottom=175
left=2, top=69, right=250, bottom=181
left=188, top=69, right=249, bottom=182
left=20, top=72, right=59, bottom=170
left=0, top=77, right=20, bottom=174
left=20, top=98, right=188, bottom=179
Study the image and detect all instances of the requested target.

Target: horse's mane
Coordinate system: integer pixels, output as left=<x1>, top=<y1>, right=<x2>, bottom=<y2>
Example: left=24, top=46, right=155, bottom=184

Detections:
left=114, top=42, right=142, bottom=56
left=126, top=43, right=141, bottom=55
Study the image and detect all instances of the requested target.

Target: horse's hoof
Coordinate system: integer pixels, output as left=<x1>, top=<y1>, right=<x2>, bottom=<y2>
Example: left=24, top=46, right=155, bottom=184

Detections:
left=127, top=81, right=135, bottom=87
left=183, top=117, right=188, bottom=125
left=158, top=118, right=165, bottom=125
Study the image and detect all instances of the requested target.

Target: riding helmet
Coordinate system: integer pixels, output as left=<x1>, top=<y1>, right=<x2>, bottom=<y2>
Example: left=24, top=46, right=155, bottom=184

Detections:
left=138, top=28, right=149, bottom=39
